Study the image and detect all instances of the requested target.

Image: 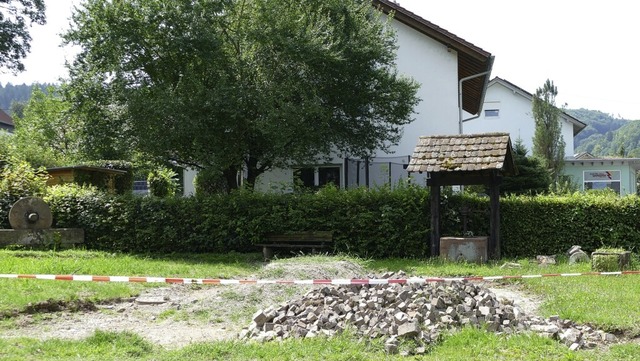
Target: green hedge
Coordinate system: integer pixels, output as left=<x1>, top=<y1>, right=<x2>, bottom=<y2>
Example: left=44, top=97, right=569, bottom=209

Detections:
left=42, top=185, right=430, bottom=257
left=4, top=184, right=640, bottom=258
left=500, top=193, right=640, bottom=257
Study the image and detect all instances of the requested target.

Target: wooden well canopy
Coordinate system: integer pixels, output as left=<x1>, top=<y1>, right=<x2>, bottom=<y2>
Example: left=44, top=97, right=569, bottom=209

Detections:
left=407, top=133, right=516, bottom=259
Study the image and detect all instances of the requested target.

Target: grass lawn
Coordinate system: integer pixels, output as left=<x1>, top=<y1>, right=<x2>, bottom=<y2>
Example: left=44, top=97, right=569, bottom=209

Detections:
left=0, top=250, right=639, bottom=360
left=0, top=250, right=263, bottom=315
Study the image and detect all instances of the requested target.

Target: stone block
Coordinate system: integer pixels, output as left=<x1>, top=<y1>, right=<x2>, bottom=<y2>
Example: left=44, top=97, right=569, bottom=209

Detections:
left=252, top=310, right=268, bottom=326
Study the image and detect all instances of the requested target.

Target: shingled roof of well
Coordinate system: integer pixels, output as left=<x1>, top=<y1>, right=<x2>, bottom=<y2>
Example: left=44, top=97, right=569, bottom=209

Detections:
left=407, top=133, right=514, bottom=173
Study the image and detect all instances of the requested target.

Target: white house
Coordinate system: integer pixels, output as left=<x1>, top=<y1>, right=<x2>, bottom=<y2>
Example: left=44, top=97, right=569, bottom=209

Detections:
left=227, top=0, right=494, bottom=193
left=461, top=77, right=640, bottom=196
left=463, top=77, right=586, bottom=156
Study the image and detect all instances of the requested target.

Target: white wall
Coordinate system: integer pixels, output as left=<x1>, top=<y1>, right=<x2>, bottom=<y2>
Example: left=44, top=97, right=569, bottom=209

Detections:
left=183, top=168, right=197, bottom=196
left=464, top=81, right=576, bottom=156
left=379, top=14, right=460, bottom=158
left=560, top=119, right=575, bottom=156
left=254, top=168, right=293, bottom=193
left=464, top=84, right=533, bottom=147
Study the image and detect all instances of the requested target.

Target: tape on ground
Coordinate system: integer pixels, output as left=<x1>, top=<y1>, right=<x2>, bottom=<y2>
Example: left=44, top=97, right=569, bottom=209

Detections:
left=0, top=270, right=639, bottom=285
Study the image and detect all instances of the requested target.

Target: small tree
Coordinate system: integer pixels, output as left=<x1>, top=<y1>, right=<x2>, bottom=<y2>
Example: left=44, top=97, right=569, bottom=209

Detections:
left=501, top=138, right=551, bottom=195
left=12, top=86, right=83, bottom=167
left=147, top=167, right=179, bottom=198
left=532, top=79, right=565, bottom=184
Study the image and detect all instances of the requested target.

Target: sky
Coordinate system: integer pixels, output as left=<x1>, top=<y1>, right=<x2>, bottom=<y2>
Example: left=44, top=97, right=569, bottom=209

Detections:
left=1, top=0, right=638, bottom=120
left=0, top=1, right=78, bottom=86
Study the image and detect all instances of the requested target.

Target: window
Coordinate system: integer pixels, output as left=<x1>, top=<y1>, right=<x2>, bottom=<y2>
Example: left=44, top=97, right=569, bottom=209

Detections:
left=293, top=168, right=315, bottom=188
left=133, top=180, right=149, bottom=195
left=484, top=109, right=499, bottom=117
left=583, top=170, right=621, bottom=194
left=319, top=167, right=340, bottom=187
left=294, top=166, right=341, bottom=188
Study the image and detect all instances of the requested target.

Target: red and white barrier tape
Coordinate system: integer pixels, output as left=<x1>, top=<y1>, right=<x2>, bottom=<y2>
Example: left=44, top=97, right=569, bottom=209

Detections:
left=1, top=271, right=639, bottom=285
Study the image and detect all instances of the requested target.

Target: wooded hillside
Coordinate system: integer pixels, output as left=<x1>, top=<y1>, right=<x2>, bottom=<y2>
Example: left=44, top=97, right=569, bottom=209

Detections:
left=0, top=82, right=52, bottom=113
left=568, top=108, right=640, bottom=157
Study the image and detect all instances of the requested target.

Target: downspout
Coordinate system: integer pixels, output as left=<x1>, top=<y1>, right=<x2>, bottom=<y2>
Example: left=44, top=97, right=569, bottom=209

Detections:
left=458, top=56, right=495, bottom=134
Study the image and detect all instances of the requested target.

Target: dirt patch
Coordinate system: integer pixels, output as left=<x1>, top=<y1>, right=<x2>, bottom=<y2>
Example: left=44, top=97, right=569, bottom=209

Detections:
left=488, top=283, right=543, bottom=316
left=0, top=260, right=544, bottom=349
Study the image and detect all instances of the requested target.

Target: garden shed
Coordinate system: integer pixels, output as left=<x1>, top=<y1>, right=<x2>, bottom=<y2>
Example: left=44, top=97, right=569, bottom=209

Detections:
left=407, top=133, right=516, bottom=259
left=46, top=166, right=127, bottom=194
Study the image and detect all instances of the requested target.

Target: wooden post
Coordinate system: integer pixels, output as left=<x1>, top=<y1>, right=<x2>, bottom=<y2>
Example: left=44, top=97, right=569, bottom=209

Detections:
left=365, top=157, right=370, bottom=188
left=429, top=174, right=441, bottom=257
left=489, top=170, right=501, bottom=259
left=344, top=158, right=349, bottom=189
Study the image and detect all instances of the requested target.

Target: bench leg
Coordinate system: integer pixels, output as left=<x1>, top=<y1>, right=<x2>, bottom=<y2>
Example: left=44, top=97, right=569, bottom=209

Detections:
left=263, top=246, right=274, bottom=261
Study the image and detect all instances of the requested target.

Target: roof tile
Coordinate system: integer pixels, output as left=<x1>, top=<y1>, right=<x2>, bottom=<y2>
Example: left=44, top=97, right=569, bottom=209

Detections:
left=406, top=133, right=514, bottom=174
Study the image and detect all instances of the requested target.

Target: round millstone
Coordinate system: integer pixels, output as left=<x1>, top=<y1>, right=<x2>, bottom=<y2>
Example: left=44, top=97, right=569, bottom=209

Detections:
left=8, top=197, right=53, bottom=230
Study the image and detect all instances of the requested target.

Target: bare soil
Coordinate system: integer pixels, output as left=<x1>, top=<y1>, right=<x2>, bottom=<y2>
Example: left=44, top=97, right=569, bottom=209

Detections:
left=0, top=260, right=543, bottom=350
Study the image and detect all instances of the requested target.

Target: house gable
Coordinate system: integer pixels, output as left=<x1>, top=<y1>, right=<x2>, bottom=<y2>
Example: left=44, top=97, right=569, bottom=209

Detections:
left=374, top=0, right=493, bottom=115
left=463, top=77, right=586, bottom=156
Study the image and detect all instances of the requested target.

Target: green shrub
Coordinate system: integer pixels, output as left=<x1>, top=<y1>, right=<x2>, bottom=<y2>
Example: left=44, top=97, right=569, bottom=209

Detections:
left=194, top=167, right=228, bottom=195
left=500, top=192, right=640, bottom=257
left=147, top=167, right=178, bottom=197
left=0, top=161, right=49, bottom=228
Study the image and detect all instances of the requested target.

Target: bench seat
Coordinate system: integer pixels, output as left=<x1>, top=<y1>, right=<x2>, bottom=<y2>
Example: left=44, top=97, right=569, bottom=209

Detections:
left=257, top=231, right=333, bottom=260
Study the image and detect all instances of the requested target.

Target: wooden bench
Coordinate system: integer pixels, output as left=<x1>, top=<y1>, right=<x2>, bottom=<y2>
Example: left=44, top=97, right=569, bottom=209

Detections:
left=256, top=231, right=333, bottom=261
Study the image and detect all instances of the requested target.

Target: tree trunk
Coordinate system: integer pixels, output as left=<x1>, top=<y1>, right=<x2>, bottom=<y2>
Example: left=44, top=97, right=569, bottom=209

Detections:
left=222, top=166, right=239, bottom=192
left=244, top=155, right=268, bottom=190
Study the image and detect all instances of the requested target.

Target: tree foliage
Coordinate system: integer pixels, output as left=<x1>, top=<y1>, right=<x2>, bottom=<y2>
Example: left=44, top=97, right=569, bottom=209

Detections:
left=500, top=138, right=550, bottom=195
left=0, top=0, right=46, bottom=73
left=63, top=0, right=419, bottom=190
left=569, top=108, right=628, bottom=150
left=532, top=79, right=565, bottom=182
left=147, top=166, right=179, bottom=198
left=62, top=78, right=133, bottom=162
left=574, top=117, right=640, bottom=158
left=0, top=129, right=14, bottom=167
left=12, top=86, right=82, bottom=167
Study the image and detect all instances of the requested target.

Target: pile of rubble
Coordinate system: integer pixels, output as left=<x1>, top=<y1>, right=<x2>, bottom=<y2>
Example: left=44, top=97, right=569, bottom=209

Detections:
left=239, top=275, right=617, bottom=353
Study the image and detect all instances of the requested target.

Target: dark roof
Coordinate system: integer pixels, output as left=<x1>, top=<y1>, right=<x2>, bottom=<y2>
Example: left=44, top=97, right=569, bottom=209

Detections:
left=574, top=152, right=596, bottom=160
left=46, top=166, right=127, bottom=175
left=407, top=133, right=515, bottom=174
left=0, top=109, right=14, bottom=130
left=488, top=77, right=587, bottom=136
left=374, top=0, right=494, bottom=115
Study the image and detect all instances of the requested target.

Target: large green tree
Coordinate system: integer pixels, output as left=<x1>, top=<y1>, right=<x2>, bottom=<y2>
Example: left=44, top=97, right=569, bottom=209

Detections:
left=12, top=86, right=82, bottom=167
left=10, top=84, right=134, bottom=167
left=0, top=0, right=46, bottom=73
left=63, top=0, right=419, bottom=190
left=532, top=79, right=565, bottom=183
